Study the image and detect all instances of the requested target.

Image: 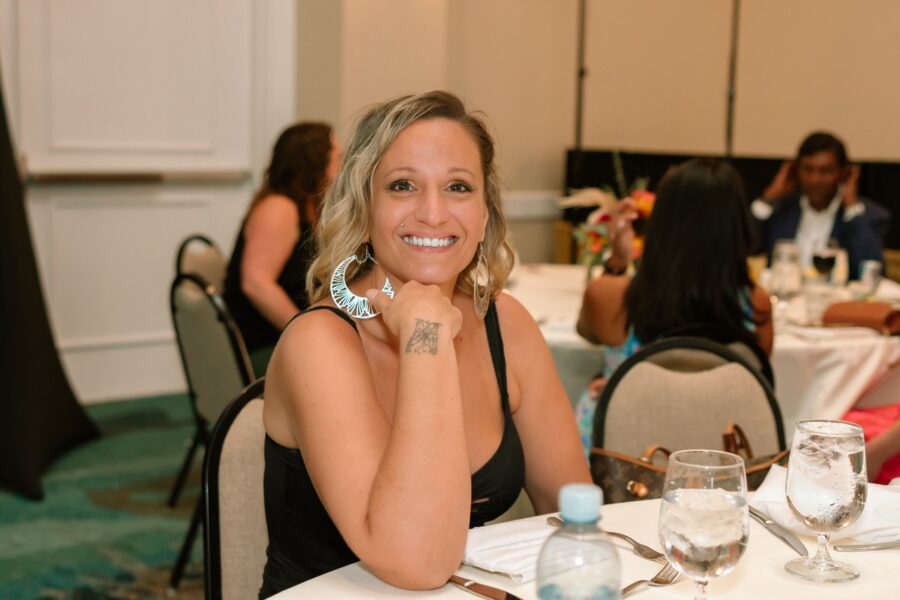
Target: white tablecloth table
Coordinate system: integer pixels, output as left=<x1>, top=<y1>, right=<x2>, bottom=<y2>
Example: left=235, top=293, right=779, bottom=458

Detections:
left=275, top=498, right=899, bottom=599
left=505, top=263, right=900, bottom=431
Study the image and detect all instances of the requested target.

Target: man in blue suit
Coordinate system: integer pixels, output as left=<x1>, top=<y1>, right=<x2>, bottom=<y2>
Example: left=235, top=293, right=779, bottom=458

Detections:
left=753, top=132, right=889, bottom=280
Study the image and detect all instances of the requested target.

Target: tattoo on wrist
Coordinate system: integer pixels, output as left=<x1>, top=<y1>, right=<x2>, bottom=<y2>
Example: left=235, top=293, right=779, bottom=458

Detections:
left=405, top=318, right=442, bottom=355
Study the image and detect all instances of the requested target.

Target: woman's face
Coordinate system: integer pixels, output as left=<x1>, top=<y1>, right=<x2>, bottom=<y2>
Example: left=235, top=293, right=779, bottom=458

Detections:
left=369, top=118, right=488, bottom=291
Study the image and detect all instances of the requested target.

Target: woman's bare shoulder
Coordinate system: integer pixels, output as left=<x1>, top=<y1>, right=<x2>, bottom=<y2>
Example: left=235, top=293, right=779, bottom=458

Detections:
left=493, top=292, right=542, bottom=338
left=245, top=194, right=299, bottom=230
left=278, top=305, right=357, bottom=352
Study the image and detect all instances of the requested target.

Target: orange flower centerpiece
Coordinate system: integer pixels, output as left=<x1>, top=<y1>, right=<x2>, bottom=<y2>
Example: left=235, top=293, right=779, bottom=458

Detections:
left=560, top=184, right=655, bottom=278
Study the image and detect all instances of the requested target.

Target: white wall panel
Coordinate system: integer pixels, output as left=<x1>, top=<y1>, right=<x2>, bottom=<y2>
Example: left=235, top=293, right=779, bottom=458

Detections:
left=27, top=181, right=251, bottom=403
left=12, top=1, right=297, bottom=403
left=19, top=0, right=252, bottom=173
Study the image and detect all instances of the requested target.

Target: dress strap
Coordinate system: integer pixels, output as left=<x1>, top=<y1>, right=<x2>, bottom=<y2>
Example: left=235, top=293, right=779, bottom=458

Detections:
left=283, top=305, right=359, bottom=333
left=483, top=301, right=511, bottom=414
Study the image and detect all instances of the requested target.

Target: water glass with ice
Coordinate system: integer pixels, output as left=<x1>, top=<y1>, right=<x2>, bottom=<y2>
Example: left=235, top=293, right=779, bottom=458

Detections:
left=658, top=450, right=748, bottom=600
left=785, top=420, right=867, bottom=582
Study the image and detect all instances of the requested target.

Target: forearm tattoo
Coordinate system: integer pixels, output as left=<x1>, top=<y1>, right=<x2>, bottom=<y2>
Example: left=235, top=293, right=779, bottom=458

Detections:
left=404, top=318, right=442, bottom=355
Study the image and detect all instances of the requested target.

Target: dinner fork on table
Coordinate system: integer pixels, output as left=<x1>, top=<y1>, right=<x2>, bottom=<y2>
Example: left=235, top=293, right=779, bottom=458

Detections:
left=620, top=562, right=680, bottom=598
left=546, top=516, right=667, bottom=563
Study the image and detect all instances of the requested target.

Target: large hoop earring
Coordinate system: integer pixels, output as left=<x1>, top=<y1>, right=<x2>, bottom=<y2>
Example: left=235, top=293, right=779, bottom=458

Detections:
left=472, top=242, right=491, bottom=319
left=330, top=244, right=394, bottom=319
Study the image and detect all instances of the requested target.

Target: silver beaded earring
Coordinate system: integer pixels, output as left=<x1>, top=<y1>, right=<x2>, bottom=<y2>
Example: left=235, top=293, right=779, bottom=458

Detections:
left=330, top=243, right=394, bottom=319
left=472, top=242, right=491, bottom=319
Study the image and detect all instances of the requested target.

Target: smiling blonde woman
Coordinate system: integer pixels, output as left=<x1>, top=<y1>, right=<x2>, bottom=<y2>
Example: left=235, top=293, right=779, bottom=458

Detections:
left=259, top=91, right=590, bottom=597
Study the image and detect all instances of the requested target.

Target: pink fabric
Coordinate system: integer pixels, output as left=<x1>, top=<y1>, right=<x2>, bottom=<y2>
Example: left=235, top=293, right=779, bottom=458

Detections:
left=843, top=403, right=900, bottom=485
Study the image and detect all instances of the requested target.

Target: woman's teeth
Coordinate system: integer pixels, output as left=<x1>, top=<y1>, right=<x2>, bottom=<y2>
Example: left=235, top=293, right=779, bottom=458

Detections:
left=402, top=236, right=457, bottom=248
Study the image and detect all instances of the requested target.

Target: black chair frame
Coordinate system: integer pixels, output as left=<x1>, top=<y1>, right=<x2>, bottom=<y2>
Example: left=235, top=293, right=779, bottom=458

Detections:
left=592, top=336, right=786, bottom=452
left=203, top=377, right=266, bottom=600
left=167, top=273, right=254, bottom=590
left=659, top=321, right=775, bottom=387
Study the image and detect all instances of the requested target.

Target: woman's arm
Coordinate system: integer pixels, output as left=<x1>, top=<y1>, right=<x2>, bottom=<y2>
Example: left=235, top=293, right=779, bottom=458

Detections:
left=497, top=294, right=592, bottom=514
left=576, top=275, right=630, bottom=346
left=240, top=194, right=303, bottom=328
left=264, top=282, right=470, bottom=589
left=750, top=286, right=774, bottom=356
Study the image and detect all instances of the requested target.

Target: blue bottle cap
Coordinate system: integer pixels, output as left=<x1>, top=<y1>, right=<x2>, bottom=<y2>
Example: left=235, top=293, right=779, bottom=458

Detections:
left=559, top=483, right=603, bottom=524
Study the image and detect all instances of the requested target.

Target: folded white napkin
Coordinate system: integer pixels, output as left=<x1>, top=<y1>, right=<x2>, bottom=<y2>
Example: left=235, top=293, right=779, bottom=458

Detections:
left=463, top=518, right=555, bottom=582
left=750, top=465, right=900, bottom=543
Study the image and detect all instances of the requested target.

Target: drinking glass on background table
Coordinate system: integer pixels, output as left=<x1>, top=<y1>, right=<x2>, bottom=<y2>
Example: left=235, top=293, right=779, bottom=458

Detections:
left=770, top=240, right=802, bottom=296
left=802, top=281, right=832, bottom=326
left=658, top=450, right=748, bottom=600
left=858, top=260, right=882, bottom=297
left=785, top=420, right=867, bottom=582
left=770, top=240, right=802, bottom=326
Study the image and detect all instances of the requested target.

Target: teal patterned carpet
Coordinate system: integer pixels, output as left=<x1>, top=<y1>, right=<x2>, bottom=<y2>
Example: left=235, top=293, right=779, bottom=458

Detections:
left=0, top=393, right=205, bottom=599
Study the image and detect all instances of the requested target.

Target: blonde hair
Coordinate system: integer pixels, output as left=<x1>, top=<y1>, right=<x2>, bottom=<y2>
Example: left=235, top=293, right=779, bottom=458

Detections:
left=306, top=90, right=514, bottom=303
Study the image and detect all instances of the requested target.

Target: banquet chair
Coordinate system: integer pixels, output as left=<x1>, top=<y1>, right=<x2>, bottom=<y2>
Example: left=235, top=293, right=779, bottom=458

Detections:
left=204, top=378, right=267, bottom=600
left=657, top=321, right=774, bottom=387
left=592, top=336, right=785, bottom=461
left=167, top=274, right=255, bottom=590
left=176, top=234, right=228, bottom=291
left=167, top=273, right=254, bottom=508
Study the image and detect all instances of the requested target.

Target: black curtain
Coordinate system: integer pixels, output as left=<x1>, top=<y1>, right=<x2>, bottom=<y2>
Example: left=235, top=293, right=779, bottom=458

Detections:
left=565, top=149, right=899, bottom=250
left=0, top=68, right=98, bottom=499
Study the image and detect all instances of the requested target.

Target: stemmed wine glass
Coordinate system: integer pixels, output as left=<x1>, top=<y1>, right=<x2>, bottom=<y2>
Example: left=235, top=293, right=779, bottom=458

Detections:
left=785, top=420, right=867, bottom=582
left=658, top=450, right=749, bottom=600
left=811, top=239, right=839, bottom=282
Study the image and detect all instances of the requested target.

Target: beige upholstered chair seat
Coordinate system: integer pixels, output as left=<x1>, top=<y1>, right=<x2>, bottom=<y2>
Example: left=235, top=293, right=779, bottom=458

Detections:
left=603, top=361, right=781, bottom=457
left=176, top=234, right=227, bottom=291
left=595, top=336, right=785, bottom=460
left=204, top=379, right=267, bottom=599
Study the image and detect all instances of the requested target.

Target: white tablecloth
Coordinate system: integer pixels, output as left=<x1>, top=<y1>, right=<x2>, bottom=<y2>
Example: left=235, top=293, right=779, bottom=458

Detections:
left=505, top=264, right=900, bottom=430
left=276, top=498, right=899, bottom=599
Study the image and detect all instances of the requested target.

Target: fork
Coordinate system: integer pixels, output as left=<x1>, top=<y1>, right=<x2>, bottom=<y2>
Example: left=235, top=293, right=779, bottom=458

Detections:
left=546, top=516, right=667, bottom=563
left=620, top=562, right=680, bottom=598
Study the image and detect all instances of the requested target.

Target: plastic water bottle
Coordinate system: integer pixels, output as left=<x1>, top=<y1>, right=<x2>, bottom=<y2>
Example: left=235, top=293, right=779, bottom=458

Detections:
left=536, top=483, right=621, bottom=600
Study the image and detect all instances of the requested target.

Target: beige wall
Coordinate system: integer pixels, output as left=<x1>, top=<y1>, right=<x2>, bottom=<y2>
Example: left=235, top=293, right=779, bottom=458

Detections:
left=447, top=0, right=578, bottom=191
left=296, top=0, right=577, bottom=192
left=583, top=0, right=732, bottom=155
left=734, top=0, right=900, bottom=160
left=297, top=1, right=900, bottom=189
left=296, top=0, right=342, bottom=129
left=339, top=0, right=449, bottom=133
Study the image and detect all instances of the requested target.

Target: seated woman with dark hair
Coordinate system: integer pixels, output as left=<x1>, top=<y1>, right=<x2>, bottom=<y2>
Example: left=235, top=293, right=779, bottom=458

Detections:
left=575, top=158, right=774, bottom=452
left=223, top=122, right=339, bottom=376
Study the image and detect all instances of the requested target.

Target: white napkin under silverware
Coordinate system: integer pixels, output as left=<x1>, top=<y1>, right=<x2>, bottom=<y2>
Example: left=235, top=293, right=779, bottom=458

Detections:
left=463, top=518, right=555, bottom=582
left=750, top=465, right=900, bottom=543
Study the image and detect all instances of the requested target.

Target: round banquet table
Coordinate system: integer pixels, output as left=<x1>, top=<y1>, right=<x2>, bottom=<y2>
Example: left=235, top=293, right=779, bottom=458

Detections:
left=272, top=497, right=899, bottom=599
left=505, top=263, right=900, bottom=433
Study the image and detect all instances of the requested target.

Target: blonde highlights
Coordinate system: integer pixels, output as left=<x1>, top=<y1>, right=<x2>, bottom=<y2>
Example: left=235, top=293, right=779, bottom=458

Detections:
left=306, top=90, right=514, bottom=304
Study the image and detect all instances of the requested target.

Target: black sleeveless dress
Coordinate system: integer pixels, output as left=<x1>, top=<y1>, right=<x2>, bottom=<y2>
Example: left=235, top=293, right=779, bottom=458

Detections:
left=259, top=303, right=526, bottom=598
left=222, top=207, right=314, bottom=353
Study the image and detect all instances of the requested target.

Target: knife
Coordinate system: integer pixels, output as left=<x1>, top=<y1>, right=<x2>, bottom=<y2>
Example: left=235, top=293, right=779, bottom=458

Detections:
left=749, top=506, right=808, bottom=557
left=448, top=574, right=524, bottom=600
left=833, top=539, right=900, bottom=552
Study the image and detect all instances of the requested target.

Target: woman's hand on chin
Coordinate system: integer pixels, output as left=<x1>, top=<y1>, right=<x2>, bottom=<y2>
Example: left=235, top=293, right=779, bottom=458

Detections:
left=367, top=281, right=463, bottom=344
